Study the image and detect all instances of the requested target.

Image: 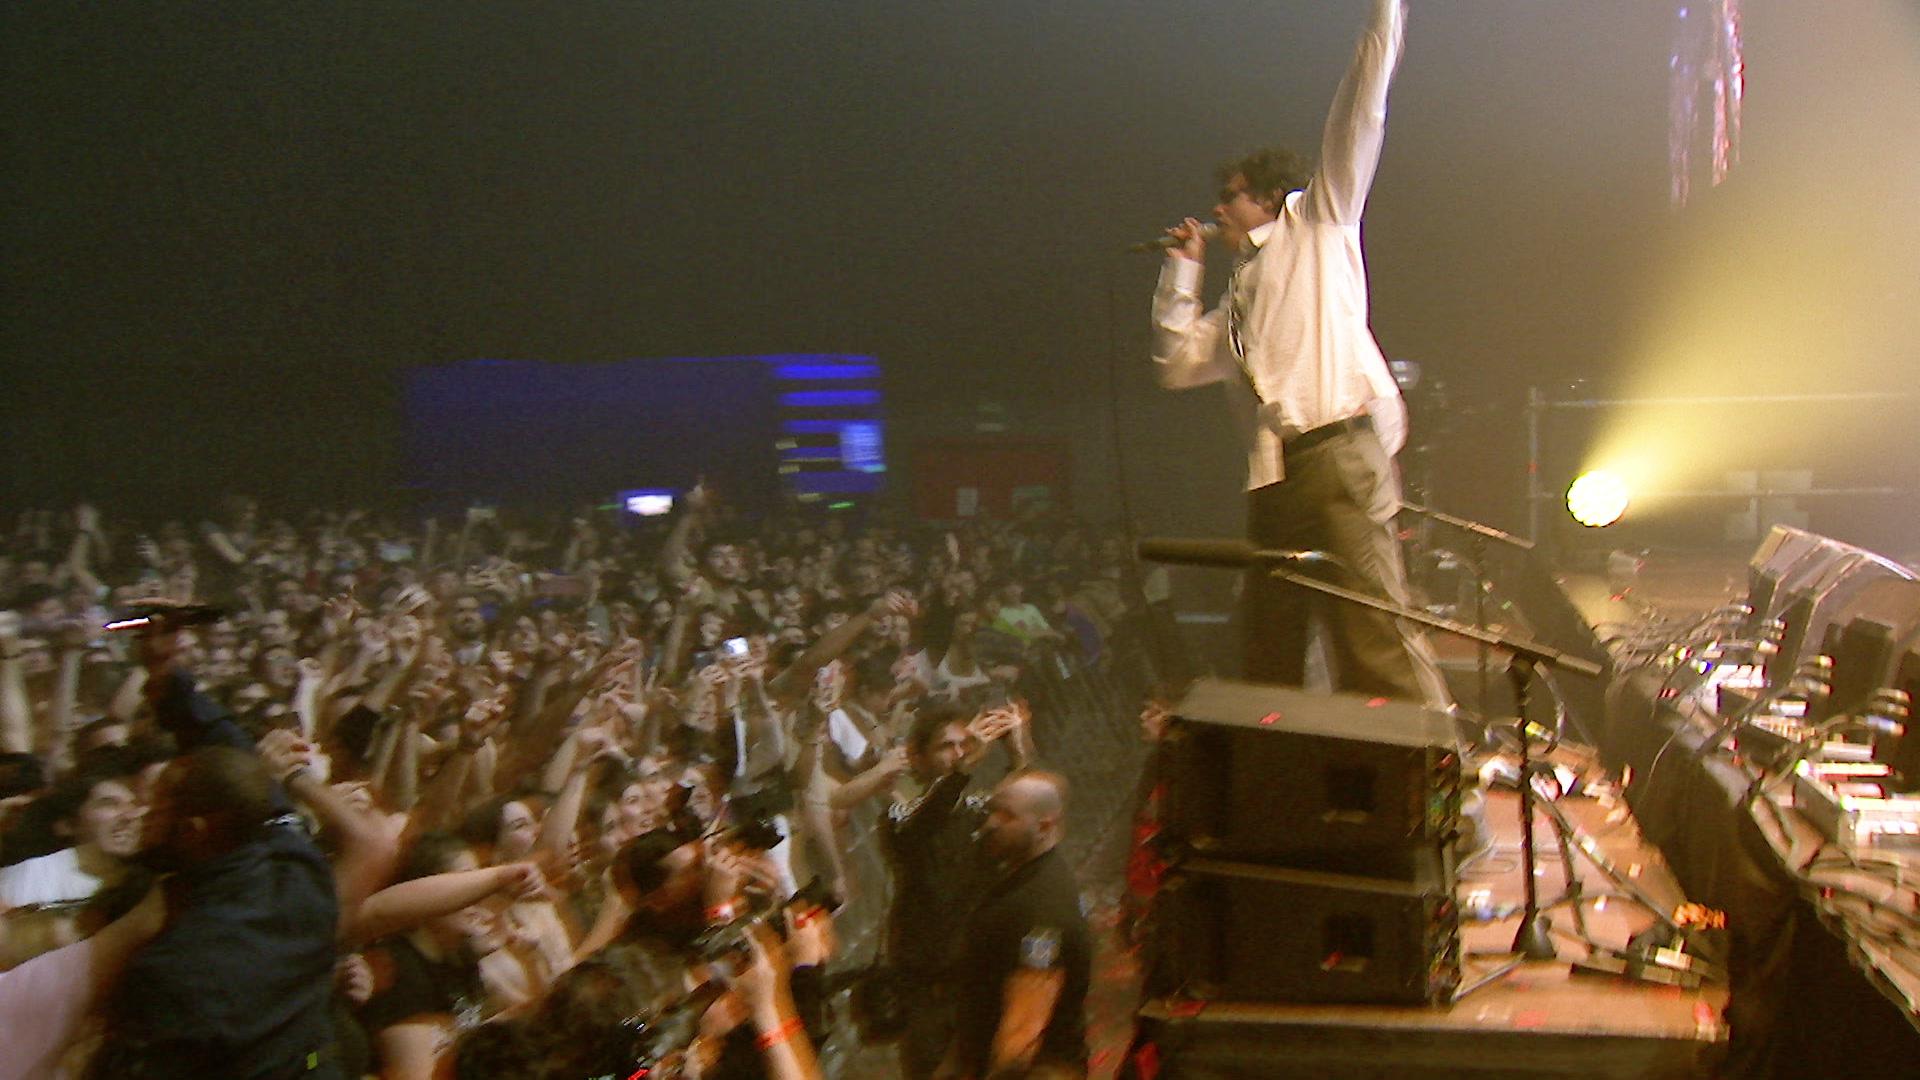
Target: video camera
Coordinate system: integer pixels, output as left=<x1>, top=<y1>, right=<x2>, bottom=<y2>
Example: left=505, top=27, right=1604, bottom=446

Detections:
left=692, top=874, right=836, bottom=978
left=556, top=980, right=723, bottom=1080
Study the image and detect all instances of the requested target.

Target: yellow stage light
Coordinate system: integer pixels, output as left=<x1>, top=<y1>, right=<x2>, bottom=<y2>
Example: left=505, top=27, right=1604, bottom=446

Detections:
left=1567, top=471, right=1630, bottom=528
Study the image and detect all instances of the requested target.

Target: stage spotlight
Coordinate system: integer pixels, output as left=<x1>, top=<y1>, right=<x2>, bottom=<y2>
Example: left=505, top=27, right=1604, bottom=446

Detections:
left=1567, top=470, right=1630, bottom=528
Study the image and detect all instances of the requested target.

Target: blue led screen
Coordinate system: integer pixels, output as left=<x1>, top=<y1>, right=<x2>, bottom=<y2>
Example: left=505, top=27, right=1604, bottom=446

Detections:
left=404, top=359, right=780, bottom=511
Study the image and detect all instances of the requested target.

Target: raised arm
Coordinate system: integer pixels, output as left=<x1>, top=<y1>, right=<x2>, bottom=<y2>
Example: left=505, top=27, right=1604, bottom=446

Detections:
left=359, top=618, right=426, bottom=717
left=767, top=590, right=913, bottom=706
left=139, top=624, right=256, bottom=754
left=290, top=661, right=324, bottom=741
left=198, top=521, right=248, bottom=567
left=408, top=743, right=473, bottom=833
left=1300, top=0, right=1406, bottom=224
left=735, top=668, right=787, bottom=780
left=659, top=483, right=710, bottom=586
left=74, top=503, right=110, bottom=567
left=260, top=730, right=403, bottom=938
left=960, top=706, right=1029, bottom=773
left=733, top=923, right=825, bottom=1080
left=535, top=726, right=620, bottom=860
left=346, top=861, right=544, bottom=947
left=571, top=869, right=630, bottom=963
left=64, top=507, right=107, bottom=598
left=826, top=743, right=908, bottom=811
left=48, top=624, right=89, bottom=769
left=0, top=882, right=167, bottom=1080
left=0, top=630, right=30, bottom=753
left=106, top=666, right=147, bottom=723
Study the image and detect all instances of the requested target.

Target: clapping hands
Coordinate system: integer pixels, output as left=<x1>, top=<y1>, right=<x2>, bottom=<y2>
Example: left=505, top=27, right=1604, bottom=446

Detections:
left=257, top=727, right=320, bottom=785
left=968, top=702, right=1026, bottom=745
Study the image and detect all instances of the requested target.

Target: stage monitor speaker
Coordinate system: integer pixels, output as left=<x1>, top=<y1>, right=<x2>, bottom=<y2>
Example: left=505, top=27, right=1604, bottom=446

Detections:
left=1877, top=649, right=1920, bottom=793
left=1822, top=579, right=1920, bottom=722
left=1150, top=855, right=1460, bottom=1006
left=1746, top=525, right=1836, bottom=627
left=1764, top=551, right=1916, bottom=690
left=1160, top=679, right=1462, bottom=869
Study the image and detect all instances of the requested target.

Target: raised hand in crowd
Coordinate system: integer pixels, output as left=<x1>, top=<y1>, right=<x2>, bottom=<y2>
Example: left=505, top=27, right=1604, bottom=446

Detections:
left=0, top=493, right=1147, bottom=1080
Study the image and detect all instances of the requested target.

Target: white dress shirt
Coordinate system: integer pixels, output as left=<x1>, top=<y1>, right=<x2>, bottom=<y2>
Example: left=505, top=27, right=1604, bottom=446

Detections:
left=1152, top=0, right=1409, bottom=489
left=0, top=846, right=101, bottom=909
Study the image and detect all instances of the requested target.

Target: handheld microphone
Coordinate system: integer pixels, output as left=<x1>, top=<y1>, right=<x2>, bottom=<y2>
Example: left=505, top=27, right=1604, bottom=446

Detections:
left=103, top=603, right=228, bottom=633
left=1127, top=222, right=1219, bottom=253
left=1135, top=538, right=1328, bottom=569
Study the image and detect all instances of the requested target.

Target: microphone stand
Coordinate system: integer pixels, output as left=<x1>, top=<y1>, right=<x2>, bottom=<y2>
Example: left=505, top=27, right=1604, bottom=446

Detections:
left=1505, top=658, right=1558, bottom=961
left=1253, top=563, right=1597, bottom=680
left=1253, top=563, right=1599, bottom=981
left=1399, top=501, right=1534, bottom=734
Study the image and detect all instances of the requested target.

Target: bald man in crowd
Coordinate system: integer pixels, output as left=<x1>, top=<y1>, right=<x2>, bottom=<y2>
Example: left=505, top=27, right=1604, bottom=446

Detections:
left=939, top=771, right=1090, bottom=1080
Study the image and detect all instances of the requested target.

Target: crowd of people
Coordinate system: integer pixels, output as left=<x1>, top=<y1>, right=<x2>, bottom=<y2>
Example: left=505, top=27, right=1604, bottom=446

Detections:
left=0, top=492, right=1159, bottom=1079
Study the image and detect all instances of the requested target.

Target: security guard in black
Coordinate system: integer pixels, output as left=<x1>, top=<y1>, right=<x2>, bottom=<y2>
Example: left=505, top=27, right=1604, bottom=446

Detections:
left=949, top=844, right=1090, bottom=1078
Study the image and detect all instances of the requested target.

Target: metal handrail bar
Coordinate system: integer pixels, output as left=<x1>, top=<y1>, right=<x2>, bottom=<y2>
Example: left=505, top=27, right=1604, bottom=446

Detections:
left=1523, top=385, right=1917, bottom=542
left=1540, top=392, right=1911, bottom=410
left=1526, top=486, right=1912, bottom=501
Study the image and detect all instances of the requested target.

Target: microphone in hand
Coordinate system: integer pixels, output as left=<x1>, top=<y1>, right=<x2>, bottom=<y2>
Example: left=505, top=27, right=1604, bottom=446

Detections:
left=1128, top=221, right=1219, bottom=253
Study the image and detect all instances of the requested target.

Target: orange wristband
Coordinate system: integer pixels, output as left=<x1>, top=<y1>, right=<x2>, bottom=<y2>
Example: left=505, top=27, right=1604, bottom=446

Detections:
left=755, top=1015, right=804, bottom=1051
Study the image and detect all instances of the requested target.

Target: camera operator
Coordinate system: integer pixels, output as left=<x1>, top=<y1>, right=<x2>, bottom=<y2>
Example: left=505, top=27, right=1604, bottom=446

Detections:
left=581, top=827, right=830, bottom=1079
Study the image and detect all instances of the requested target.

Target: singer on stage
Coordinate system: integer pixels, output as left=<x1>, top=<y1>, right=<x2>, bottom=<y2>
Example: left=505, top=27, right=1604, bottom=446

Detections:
left=1149, top=0, right=1447, bottom=707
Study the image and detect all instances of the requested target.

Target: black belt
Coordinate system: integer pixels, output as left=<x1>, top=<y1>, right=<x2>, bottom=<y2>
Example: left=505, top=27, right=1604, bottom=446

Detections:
left=1284, top=413, right=1371, bottom=457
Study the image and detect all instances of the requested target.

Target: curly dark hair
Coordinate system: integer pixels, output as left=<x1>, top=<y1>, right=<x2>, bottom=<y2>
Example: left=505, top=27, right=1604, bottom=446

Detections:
left=451, top=1020, right=532, bottom=1078
left=1215, top=146, right=1313, bottom=208
left=907, top=700, right=971, bottom=756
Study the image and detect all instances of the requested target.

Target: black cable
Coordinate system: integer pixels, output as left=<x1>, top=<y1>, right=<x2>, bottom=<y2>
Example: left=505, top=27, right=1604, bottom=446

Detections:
left=1101, top=254, right=1189, bottom=690
left=1636, top=664, right=1700, bottom=792
left=1102, top=256, right=1141, bottom=539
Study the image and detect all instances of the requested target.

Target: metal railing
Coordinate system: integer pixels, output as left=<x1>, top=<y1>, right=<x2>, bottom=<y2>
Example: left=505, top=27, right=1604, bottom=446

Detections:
left=1522, top=387, right=1918, bottom=543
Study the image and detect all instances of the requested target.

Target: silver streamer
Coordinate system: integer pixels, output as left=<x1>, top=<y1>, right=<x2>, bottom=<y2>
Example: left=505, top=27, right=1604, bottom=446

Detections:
left=1669, top=0, right=1745, bottom=206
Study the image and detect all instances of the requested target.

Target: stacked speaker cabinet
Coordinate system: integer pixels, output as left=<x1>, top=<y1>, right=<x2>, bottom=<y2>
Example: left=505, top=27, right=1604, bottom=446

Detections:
left=1148, top=679, right=1464, bottom=1006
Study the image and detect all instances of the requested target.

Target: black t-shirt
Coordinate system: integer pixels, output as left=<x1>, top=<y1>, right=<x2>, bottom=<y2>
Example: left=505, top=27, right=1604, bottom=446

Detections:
left=357, top=933, right=484, bottom=1034
left=877, top=769, right=990, bottom=975
left=950, top=848, right=1091, bottom=1076
left=96, top=821, right=341, bottom=1079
